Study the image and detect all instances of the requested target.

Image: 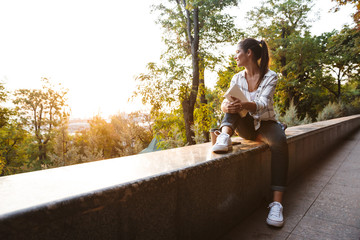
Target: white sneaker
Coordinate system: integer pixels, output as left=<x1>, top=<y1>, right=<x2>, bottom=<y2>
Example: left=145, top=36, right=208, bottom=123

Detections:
left=212, top=132, right=232, bottom=153
left=266, top=202, right=284, bottom=227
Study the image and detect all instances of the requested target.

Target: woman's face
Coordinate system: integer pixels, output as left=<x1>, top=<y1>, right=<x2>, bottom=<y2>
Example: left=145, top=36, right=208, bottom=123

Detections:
left=234, top=45, right=250, bottom=67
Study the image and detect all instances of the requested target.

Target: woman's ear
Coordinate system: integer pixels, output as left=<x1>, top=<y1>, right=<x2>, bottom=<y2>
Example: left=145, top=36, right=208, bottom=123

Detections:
left=247, top=49, right=252, bottom=57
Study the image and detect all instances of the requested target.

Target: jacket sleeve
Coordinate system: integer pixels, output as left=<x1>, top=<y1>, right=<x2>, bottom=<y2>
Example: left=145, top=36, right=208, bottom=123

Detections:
left=253, top=73, right=278, bottom=114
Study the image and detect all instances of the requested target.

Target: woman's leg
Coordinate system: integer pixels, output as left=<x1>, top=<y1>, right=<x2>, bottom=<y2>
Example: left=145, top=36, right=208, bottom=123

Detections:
left=212, top=113, right=241, bottom=152
left=232, top=113, right=257, bottom=140
left=257, top=121, right=289, bottom=197
left=273, top=191, right=284, bottom=203
left=219, top=113, right=240, bottom=135
left=258, top=121, right=288, bottom=227
left=213, top=113, right=256, bottom=152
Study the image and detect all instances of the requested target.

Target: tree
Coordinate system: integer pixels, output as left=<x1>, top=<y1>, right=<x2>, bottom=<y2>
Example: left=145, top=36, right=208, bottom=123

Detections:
left=111, top=112, right=153, bottom=155
left=13, top=78, right=69, bottom=169
left=0, top=83, right=31, bottom=175
left=0, top=119, right=31, bottom=175
left=72, top=112, right=153, bottom=162
left=276, top=32, right=331, bottom=118
left=151, top=109, right=187, bottom=149
left=134, top=0, right=241, bottom=145
left=0, top=83, right=12, bottom=128
left=48, top=114, right=81, bottom=167
left=244, top=0, right=346, bottom=119
left=322, top=26, right=360, bottom=101
left=216, top=56, right=242, bottom=92
left=72, top=127, right=104, bottom=164
left=247, top=0, right=314, bottom=109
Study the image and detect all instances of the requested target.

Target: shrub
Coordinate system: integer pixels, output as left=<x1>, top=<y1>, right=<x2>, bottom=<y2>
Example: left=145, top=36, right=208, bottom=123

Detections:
left=281, top=100, right=302, bottom=127
left=341, top=97, right=360, bottom=116
left=301, top=113, right=313, bottom=125
left=316, top=102, right=342, bottom=121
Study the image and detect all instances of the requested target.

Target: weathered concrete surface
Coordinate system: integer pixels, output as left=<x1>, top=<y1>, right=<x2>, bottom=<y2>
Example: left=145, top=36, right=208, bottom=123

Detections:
left=220, top=127, right=360, bottom=240
left=0, top=115, right=359, bottom=240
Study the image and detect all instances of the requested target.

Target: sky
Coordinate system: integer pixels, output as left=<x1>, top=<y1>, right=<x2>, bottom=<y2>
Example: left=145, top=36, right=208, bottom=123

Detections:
left=0, top=0, right=356, bottom=119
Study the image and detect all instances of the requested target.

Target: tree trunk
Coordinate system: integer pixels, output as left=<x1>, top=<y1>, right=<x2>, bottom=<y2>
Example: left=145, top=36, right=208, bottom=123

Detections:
left=199, top=58, right=209, bottom=142
left=182, top=99, right=195, bottom=145
left=38, top=144, right=46, bottom=167
left=182, top=4, right=200, bottom=145
left=337, top=70, right=341, bottom=102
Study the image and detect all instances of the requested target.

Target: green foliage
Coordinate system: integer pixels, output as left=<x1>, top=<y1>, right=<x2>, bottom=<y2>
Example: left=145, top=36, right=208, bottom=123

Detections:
left=343, top=97, right=360, bottom=115
left=133, top=62, right=187, bottom=115
left=0, top=82, right=32, bottom=175
left=0, top=119, right=31, bottom=176
left=247, top=0, right=318, bottom=117
left=216, top=56, right=243, bottom=91
left=153, top=0, right=242, bottom=59
left=0, top=83, right=12, bottom=128
left=153, top=109, right=187, bottom=149
left=72, top=128, right=104, bottom=164
left=322, top=27, right=360, bottom=100
left=193, top=103, right=210, bottom=142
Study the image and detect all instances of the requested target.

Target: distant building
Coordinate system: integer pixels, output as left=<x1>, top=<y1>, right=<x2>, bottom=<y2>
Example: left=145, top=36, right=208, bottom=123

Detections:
left=68, top=119, right=90, bottom=134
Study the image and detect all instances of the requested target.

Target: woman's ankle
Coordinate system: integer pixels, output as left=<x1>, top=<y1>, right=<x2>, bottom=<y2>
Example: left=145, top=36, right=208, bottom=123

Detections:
left=222, top=126, right=233, bottom=135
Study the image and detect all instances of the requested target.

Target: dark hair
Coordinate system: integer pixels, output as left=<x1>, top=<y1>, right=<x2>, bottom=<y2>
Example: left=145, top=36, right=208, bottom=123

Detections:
left=239, top=38, right=269, bottom=88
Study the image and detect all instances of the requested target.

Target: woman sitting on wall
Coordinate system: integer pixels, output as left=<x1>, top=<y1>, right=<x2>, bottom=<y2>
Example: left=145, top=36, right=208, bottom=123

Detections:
left=212, top=38, right=289, bottom=228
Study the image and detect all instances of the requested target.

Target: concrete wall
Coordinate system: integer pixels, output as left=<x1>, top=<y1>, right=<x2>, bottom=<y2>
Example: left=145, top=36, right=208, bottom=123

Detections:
left=1, top=115, right=359, bottom=240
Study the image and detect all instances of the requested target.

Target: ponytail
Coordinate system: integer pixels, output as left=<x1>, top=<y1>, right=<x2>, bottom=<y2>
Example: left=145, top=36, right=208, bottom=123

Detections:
left=258, top=40, right=269, bottom=88
left=238, top=38, right=270, bottom=88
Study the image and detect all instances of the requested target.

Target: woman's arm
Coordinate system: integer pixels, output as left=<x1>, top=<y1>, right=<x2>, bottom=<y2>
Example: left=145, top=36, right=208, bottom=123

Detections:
left=253, top=74, right=278, bottom=113
left=241, top=101, right=257, bottom=113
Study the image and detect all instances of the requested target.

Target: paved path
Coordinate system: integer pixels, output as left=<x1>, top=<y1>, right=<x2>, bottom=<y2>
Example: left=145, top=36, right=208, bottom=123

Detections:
left=220, top=129, right=360, bottom=240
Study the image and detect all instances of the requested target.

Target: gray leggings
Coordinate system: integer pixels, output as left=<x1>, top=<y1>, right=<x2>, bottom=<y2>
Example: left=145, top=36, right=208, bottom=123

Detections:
left=220, top=113, right=289, bottom=192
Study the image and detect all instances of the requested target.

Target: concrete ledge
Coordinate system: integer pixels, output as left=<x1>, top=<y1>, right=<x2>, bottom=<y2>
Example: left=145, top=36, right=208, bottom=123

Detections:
left=1, top=115, right=360, bottom=240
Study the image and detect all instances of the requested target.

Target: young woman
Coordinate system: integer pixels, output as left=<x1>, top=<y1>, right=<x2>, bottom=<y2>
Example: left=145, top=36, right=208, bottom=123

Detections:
left=212, top=38, right=289, bottom=227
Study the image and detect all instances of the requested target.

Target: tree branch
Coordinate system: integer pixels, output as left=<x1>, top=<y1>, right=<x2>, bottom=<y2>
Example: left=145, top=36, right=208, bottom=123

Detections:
left=182, top=0, right=193, bottom=45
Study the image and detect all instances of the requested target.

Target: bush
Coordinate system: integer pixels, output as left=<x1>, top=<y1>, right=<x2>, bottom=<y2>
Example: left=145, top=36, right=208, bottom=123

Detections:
left=341, top=97, right=360, bottom=116
left=316, top=102, right=342, bottom=121
left=281, top=100, right=302, bottom=127
left=301, top=113, right=313, bottom=125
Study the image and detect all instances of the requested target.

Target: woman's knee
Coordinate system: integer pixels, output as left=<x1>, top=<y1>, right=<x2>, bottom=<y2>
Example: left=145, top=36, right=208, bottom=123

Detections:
left=261, top=122, right=287, bottom=145
left=235, top=129, right=257, bottom=140
left=219, top=113, right=240, bottom=130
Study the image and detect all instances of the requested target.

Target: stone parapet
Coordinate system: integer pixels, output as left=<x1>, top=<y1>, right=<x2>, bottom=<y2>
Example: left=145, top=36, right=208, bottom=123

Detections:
left=1, top=115, right=359, bottom=240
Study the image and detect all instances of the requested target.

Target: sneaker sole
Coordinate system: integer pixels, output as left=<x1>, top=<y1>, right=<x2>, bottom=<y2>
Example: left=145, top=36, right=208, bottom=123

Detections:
left=266, top=218, right=284, bottom=227
left=212, top=145, right=233, bottom=153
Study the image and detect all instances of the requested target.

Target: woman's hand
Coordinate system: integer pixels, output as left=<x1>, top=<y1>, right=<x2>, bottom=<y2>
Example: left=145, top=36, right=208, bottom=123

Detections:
left=222, top=97, right=257, bottom=113
left=222, top=96, right=243, bottom=113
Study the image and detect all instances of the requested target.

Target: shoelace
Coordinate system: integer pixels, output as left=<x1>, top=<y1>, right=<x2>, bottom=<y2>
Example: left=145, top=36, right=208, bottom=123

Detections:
left=268, top=202, right=281, bottom=218
left=216, top=134, right=228, bottom=145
